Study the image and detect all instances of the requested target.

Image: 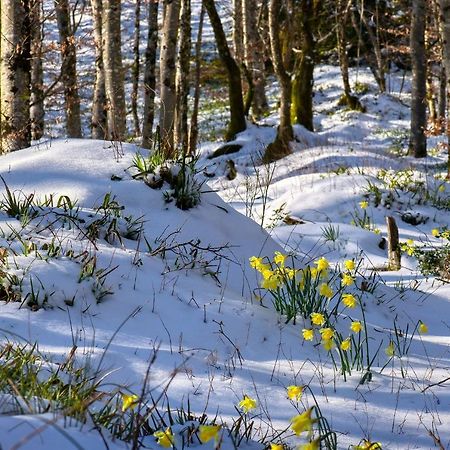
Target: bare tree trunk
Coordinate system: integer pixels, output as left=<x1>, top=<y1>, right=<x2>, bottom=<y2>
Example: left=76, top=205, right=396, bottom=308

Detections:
left=30, top=0, right=44, bottom=140
left=174, top=0, right=191, bottom=153
left=233, top=0, right=244, bottom=63
left=440, top=0, right=450, bottom=175
left=1, top=0, right=32, bottom=153
left=142, top=0, right=159, bottom=149
left=91, top=0, right=107, bottom=139
left=409, top=0, right=427, bottom=158
left=188, top=1, right=205, bottom=155
left=159, top=0, right=181, bottom=156
left=204, top=0, right=246, bottom=141
left=243, top=0, right=268, bottom=119
left=131, top=0, right=141, bottom=137
left=102, top=0, right=126, bottom=141
left=263, top=0, right=293, bottom=163
left=55, top=0, right=82, bottom=138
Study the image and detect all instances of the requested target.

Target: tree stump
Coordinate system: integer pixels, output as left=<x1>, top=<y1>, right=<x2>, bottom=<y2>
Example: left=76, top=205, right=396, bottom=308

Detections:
left=386, top=216, right=401, bottom=270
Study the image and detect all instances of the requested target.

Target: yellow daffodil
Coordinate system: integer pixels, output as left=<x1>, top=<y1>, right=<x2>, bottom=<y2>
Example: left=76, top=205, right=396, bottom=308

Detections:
left=385, top=341, right=395, bottom=357
left=350, top=321, right=362, bottom=333
left=249, top=256, right=264, bottom=269
left=418, top=321, right=428, bottom=334
left=342, top=293, right=357, bottom=308
left=291, top=408, right=317, bottom=436
left=319, top=283, right=333, bottom=298
left=154, top=428, right=174, bottom=448
left=121, top=393, right=139, bottom=412
left=261, top=273, right=281, bottom=290
left=314, top=257, right=329, bottom=271
left=353, top=439, right=382, bottom=449
left=238, top=395, right=257, bottom=413
left=198, top=425, right=221, bottom=443
left=270, top=444, right=284, bottom=450
left=359, top=201, right=369, bottom=209
left=406, top=239, right=414, bottom=246
left=287, top=385, right=303, bottom=401
left=439, top=184, right=446, bottom=192
left=431, top=228, right=440, bottom=237
left=274, top=251, right=287, bottom=267
left=340, top=338, right=351, bottom=351
left=310, top=267, right=318, bottom=278
left=302, top=328, right=314, bottom=341
left=319, top=327, right=334, bottom=340
left=322, top=338, right=335, bottom=351
left=310, top=312, right=326, bottom=326
left=341, top=273, right=354, bottom=286
left=298, top=438, right=320, bottom=450
left=344, top=259, right=355, bottom=271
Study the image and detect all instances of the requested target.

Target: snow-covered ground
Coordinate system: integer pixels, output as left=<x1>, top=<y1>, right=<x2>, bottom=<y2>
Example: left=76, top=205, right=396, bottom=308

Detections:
left=1, top=64, right=449, bottom=450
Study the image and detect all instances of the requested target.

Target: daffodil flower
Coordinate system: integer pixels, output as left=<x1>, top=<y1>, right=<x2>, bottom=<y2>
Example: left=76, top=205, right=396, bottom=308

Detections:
left=431, top=228, right=440, bottom=237
left=154, top=428, right=174, bottom=448
left=340, top=338, right=351, bottom=351
left=359, top=201, right=369, bottom=209
left=341, top=273, right=354, bottom=286
left=319, top=327, right=334, bottom=340
left=198, top=425, right=221, bottom=443
left=286, top=385, right=303, bottom=401
left=290, top=407, right=317, bottom=436
left=353, top=439, right=382, bottom=449
left=302, top=329, right=314, bottom=341
left=314, top=257, right=329, bottom=272
left=319, top=283, right=333, bottom=298
left=121, top=393, right=139, bottom=412
left=249, top=256, right=264, bottom=269
left=298, top=438, right=320, bottom=450
left=274, top=251, right=287, bottom=267
left=385, top=341, right=395, bottom=357
left=238, top=394, right=257, bottom=413
left=350, top=321, right=362, bottom=333
left=270, top=443, right=284, bottom=450
left=344, top=259, right=355, bottom=271
left=322, top=338, right=335, bottom=351
left=310, top=312, right=325, bottom=326
left=418, top=321, right=428, bottom=334
left=342, top=293, right=357, bottom=308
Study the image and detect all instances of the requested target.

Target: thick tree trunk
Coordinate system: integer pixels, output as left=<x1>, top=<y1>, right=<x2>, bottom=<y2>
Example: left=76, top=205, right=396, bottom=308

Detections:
left=243, top=0, right=268, bottom=119
left=188, top=1, right=205, bottom=155
left=159, top=0, right=181, bottom=156
left=142, top=0, right=159, bottom=149
left=174, top=0, right=191, bottom=154
left=102, top=0, right=126, bottom=141
left=0, top=0, right=32, bottom=153
left=131, top=0, right=141, bottom=137
left=55, top=0, right=82, bottom=138
left=91, top=0, right=107, bottom=139
left=30, top=0, right=44, bottom=140
left=409, top=0, right=427, bottom=158
left=440, top=0, right=450, bottom=175
left=263, top=0, right=293, bottom=163
left=204, top=0, right=246, bottom=141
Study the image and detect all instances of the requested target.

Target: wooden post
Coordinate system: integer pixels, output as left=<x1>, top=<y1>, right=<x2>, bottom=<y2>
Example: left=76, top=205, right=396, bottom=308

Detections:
left=386, top=216, right=401, bottom=270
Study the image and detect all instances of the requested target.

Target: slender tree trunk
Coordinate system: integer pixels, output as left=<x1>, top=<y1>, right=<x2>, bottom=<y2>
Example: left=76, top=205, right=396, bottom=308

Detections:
left=174, top=0, right=191, bottom=153
left=204, top=0, right=246, bottom=141
left=1, top=0, right=32, bottom=153
left=263, top=0, right=293, bottom=163
left=291, top=0, right=317, bottom=132
left=440, top=0, right=450, bottom=175
left=233, top=0, right=244, bottom=63
left=188, top=1, right=205, bottom=155
left=131, top=0, right=141, bottom=137
left=91, top=0, right=107, bottom=139
left=409, top=0, right=427, bottom=158
left=159, top=0, right=181, bottom=156
left=243, top=0, right=268, bottom=119
left=30, top=0, right=44, bottom=140
left=55, top=0, right=82, bottom=138
left=102, top=0, right=126, bottom=141
left=142, top=0, right=159, bottom=149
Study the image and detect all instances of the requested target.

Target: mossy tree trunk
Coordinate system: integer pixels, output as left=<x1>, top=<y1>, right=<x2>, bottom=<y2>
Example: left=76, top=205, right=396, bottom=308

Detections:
left=0, top=0, right=32, bottom=153
left=204, top=0, right=246, bottom=141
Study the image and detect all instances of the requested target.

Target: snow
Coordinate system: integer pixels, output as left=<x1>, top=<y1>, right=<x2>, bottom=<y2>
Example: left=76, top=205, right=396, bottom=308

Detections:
left=1, top=65, right=450, bottom=450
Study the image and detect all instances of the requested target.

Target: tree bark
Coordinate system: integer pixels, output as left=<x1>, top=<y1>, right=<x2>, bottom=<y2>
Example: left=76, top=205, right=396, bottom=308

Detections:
left=131, top=0, right=141, bottom=137
left=188, top=1, right=205, bottom=155
left=0, top=0, right=32, bottom=153
left=233, top=0, right=244, bottom=64
left=174, top=0, right=191, bottom=154
left=142, top=0, right=159, bottom=149
left=91, top=0, right=107, bottom=139
left=204, top=0, right=246, bottom=141
left=409, top=0, right=427, bottom=158
left=102, top=0, right=126, bottom=141
left=159, top=0, right=181, bottom=156
left=263, top=0, right=293, bottom=163
left=440, top=0, right=450, bottom=175
left=30, top=0, right=44, bottom=140
left=55, top=0, right=82, bottom=138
